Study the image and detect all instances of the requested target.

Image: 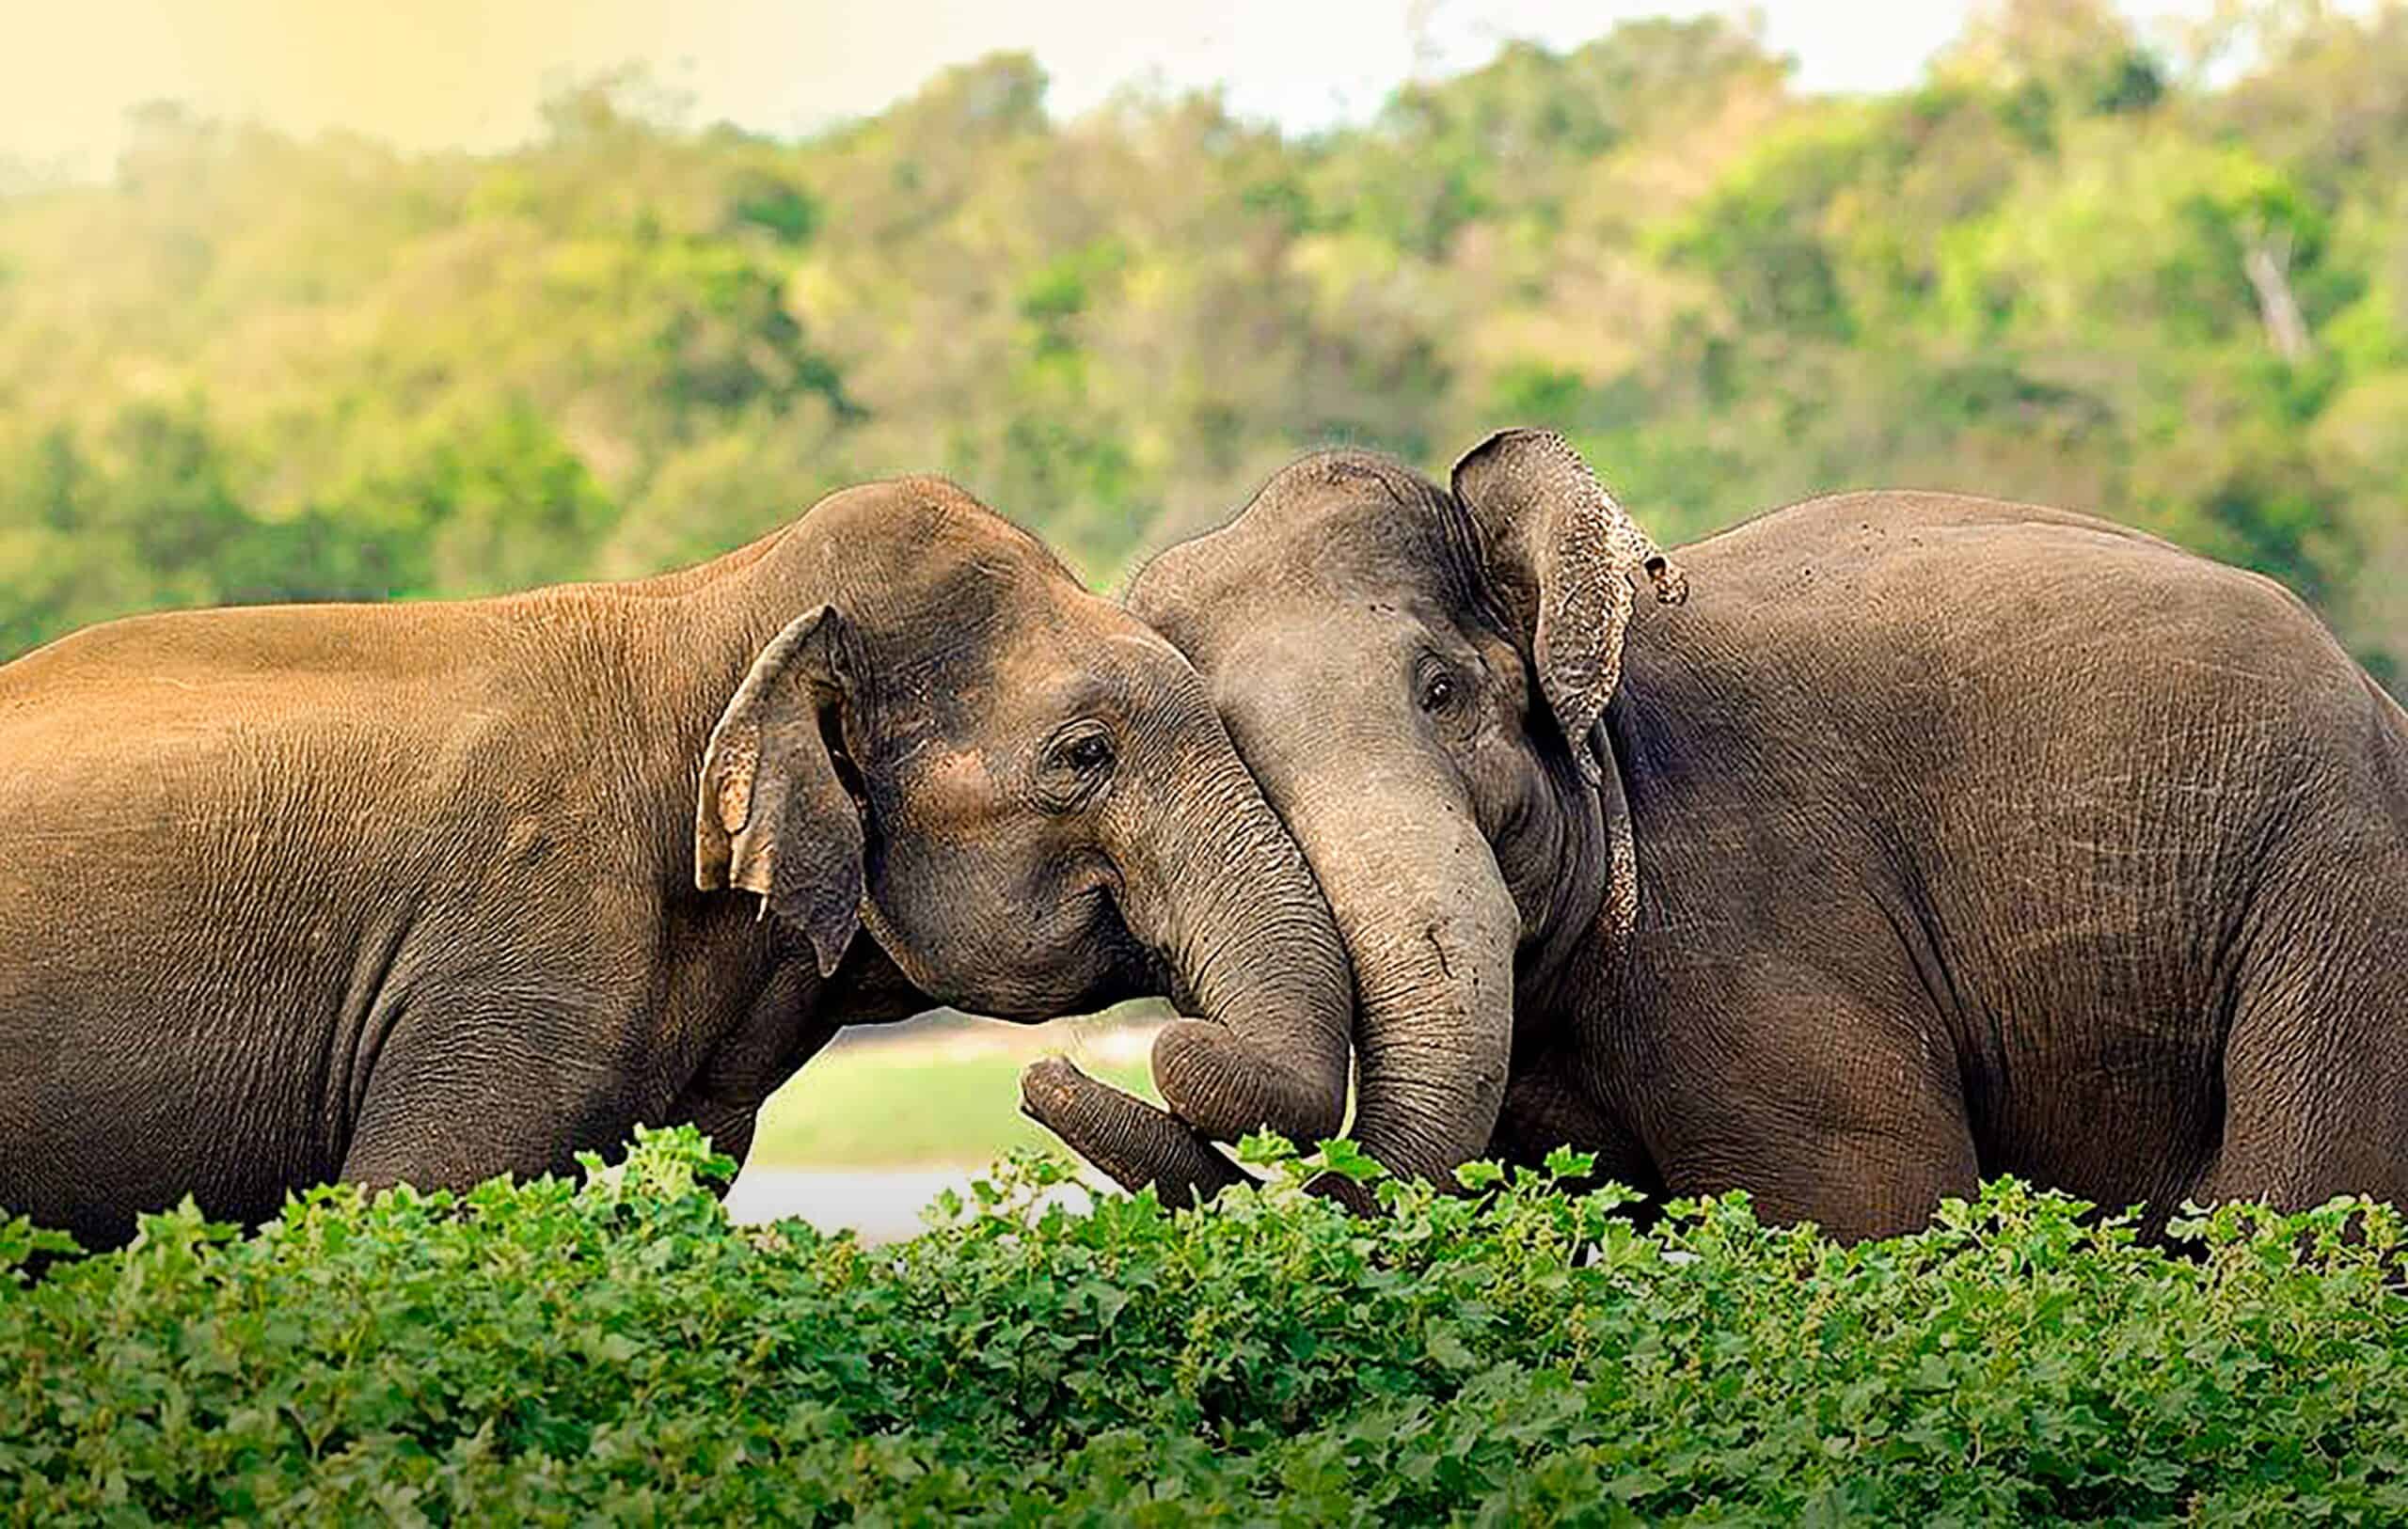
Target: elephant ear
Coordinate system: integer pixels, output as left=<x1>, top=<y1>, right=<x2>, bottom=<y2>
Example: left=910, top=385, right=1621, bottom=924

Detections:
left=1450, top=428, right=1687, bottom=786
left=695, top=606, right=866, bottom=978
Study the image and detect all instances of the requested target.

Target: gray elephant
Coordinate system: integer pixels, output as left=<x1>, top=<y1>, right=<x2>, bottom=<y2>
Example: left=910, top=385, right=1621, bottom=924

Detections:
left=0, top=475, right=1353, bottom=1251
left=1028, top=431, right=2408, bottom=1241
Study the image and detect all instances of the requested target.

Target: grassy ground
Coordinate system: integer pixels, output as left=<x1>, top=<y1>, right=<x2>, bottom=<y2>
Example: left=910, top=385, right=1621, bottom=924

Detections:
left=748, top=1020, right=1159, bottom=1168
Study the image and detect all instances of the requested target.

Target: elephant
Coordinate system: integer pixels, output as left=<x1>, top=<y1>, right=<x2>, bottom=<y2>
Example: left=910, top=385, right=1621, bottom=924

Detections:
left=0, top=475, right=1353, bottom=1251
left=1025, top=430, right=2408, bottom=1242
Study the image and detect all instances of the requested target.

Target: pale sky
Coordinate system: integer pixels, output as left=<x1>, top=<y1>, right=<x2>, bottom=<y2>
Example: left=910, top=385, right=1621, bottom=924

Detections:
left=4, top=1, right=2224, bottom=179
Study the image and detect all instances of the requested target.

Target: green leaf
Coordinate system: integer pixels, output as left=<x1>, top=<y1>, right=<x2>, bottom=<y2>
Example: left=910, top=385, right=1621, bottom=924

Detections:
left=1542, top=1145, right=1599, bottom=1182
left=1313, top=1138, right=1388, bottom=1185
left=1235, top=1130, right=1300, bottom=1168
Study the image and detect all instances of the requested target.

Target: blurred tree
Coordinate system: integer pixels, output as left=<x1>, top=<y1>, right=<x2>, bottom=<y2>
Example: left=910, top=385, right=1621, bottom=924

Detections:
left=2, top=8, right=2404, bottom=679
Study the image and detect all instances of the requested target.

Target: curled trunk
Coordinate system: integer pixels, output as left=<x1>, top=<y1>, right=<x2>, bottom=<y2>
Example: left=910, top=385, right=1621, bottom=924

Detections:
left=1134, top=756, right=1354, bottom=1147
left=1274, top=765, right=1518, bottom=1186
left=1022, top=752, right=1354, bottom=1204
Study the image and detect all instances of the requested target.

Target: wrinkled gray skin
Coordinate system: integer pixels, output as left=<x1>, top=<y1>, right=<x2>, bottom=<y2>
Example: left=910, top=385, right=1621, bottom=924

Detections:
left=0, top=476, right=1351, bottom=1250
left=1030, top=430, right=2408, bottom=1241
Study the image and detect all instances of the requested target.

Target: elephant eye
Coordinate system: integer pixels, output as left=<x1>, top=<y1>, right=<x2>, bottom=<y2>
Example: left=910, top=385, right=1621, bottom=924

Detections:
left=1417, top=658, right=1465, bottom=715
left=1037, top=722, right=1117, bottom=813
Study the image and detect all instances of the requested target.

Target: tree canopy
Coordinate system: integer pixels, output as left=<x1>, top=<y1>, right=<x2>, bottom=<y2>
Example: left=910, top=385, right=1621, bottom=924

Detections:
left=5, top=2, right=2406, bottom=677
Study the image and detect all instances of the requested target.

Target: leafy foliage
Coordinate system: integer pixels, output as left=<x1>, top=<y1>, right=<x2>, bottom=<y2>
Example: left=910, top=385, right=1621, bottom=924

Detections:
left=5, top=3, right=2408, bottom=681
left=4, top=1126, right=2404, bottom=1522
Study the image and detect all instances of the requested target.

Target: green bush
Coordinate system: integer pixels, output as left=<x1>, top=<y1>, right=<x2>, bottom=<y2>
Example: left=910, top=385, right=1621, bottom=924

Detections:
left=4, top=1129, right=2404, bottom=1524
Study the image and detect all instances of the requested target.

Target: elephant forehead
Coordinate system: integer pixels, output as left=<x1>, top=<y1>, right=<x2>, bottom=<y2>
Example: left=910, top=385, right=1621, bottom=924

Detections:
left=904, top=610, right=1210, bottom=762
left=1198, top=607, right=1446, bottom=733
left=818, top=476, right=1093, bottom=665
left=1137, top=503, right=1461, bottom=651
left=888, top=587, right=1106, bottom=732
left=993, top=606, right=1171, bottom=689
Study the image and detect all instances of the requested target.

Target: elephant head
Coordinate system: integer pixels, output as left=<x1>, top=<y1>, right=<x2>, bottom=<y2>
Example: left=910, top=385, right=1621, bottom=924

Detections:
left=1023, top=434, right=1683, bottom=1195
left=693, top=478, right=1356, bottom=1183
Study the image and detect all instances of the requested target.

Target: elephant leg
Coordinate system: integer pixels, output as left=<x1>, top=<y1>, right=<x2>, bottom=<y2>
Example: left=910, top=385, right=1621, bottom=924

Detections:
left=1491, top=1064, right=1612, bottom=1167
left=338, top=1001, right=644, bottom=1194
left=682, top=1105, right=758, bottom=1196
left=1483, top=1063, right=1662, bottom=1243
left=1645, top=990, right=1980, bottom=1244
left=2192, top=906, right=2408, bottom=1221
left=1490, top=1061, right=1660, bottom=1202
left=661, top=1005, right=846, bottom=1196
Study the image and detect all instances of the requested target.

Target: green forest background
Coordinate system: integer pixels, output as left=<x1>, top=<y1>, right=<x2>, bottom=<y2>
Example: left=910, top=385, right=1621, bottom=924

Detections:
left=5, top=1, right=2406, bottom=679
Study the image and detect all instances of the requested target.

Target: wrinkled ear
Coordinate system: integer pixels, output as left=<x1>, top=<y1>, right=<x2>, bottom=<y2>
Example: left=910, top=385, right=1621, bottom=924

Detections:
left=695, top=606, right=865, bottom=978
left=1450, top=429, right=1687, bottom=784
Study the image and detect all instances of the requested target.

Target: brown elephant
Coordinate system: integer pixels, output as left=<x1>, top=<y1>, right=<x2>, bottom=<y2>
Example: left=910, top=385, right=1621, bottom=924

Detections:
left=0, top=476, right=1352, bottom=1250
left=1028, top=431, right=2408, bottom=1242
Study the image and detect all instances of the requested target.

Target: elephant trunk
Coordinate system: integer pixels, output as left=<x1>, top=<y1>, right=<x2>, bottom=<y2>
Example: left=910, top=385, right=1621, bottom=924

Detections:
left=1275, top=764, right=1518, bottom=1185
left=1022, top=748, right=1356, bottom=1203
left=1136, top=755, right=1355, bottom=1148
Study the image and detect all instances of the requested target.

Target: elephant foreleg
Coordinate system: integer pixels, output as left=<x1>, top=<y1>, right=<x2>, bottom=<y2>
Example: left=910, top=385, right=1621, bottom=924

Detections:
left=1646, top=989, right=1980, bottom=1244
left=337, top=1001, right=648, bottom=1196
left=1490, top=1062, right=1659, bottom=1206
